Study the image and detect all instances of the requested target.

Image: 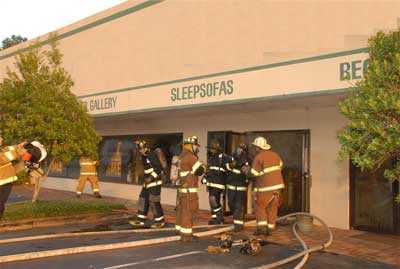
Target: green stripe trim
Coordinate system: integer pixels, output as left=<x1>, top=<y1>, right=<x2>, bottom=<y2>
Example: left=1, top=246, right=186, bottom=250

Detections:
left=79, top=47, right=368, bottom=98
left=0, top=0, right=164, bottom=61
left=90, top=87, right=350, bottom=118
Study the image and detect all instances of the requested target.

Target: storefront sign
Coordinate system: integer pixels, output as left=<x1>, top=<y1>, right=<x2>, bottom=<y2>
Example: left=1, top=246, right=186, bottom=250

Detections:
left=86, top=96, right=117, bottom=112
left=339, top=59, right=369, bottom=81
left=170, top=80, right=234, bottom=102
left=80, top=50, right=369, bottom=115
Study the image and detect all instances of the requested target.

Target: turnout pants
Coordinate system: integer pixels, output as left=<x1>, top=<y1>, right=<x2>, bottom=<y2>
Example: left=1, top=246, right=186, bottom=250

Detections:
left=227, top=188, right=246, bottom=227
left=208, top=187, right=224, bottom=222
left=0, top=183, right=13, bottom=218
left=137, top=185, right=164, bottom=224
left=255, top=190, right=281, bottom=230
left=176, top=191, right=199, bottom=236
left=76, top=175, right=100, bottom=194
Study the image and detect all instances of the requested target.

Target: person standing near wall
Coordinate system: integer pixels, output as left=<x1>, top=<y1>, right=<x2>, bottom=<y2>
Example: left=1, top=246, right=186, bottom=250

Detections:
left=76, top=157, right=102, bottom=198
left=225, top=143, right=250, bottom=232
left=202, top=139, right=226, bottom=225
left=175, top=136, right=205, bottom=242
left=250, top=137, right=284, bottom=236
left=129, top=140, right=165, bottom=229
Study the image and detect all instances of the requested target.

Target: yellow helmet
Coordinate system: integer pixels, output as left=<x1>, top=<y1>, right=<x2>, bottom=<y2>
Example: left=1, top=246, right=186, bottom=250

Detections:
left=183, top=136, right=200, bottom=146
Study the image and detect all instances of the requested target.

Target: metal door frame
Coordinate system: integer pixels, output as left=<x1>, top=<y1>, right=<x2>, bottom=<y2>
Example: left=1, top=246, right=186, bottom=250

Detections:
left=207, top=129, right=311, bottom=214
left=245, top=129, right=311, bottom=212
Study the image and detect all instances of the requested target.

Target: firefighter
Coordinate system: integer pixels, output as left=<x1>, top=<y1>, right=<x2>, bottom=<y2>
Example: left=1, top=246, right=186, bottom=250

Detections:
left=0, top=140, right=47, bottom=218
left=203, top=139, right=226, bottom=225
left=76, top=157, right=102, bottom=198
left=175, top=136, right=205, bottom=242
left=129, top=140, right=165, bottom=228
left=225, top=143, right=250, bottom=232
left=250, top=137, right=284, bottom=236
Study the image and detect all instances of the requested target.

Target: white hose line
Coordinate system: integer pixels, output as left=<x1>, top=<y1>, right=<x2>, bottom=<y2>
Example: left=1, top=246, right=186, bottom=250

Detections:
left=252, top=212, right=333, bottom=269
left=0, top=223, right=229, bottom=245
left=293, top=222, right=309, bottom=269
left=0, top=225, right=234, bottom=264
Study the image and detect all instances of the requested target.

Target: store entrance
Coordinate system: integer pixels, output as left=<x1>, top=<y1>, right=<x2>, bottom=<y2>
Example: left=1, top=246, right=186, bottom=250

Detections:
left=208, top=130, right=310, bottom=216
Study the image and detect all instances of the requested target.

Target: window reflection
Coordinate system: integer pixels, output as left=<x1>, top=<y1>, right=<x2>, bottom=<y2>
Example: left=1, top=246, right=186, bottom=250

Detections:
left=50, top=133, right=183, bottom=189
left=352, top=163, right=395, bottom=233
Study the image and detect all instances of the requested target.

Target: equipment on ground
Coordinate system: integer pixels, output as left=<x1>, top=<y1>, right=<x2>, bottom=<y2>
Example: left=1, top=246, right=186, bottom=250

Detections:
left=207, top=232, right=267, bottom=255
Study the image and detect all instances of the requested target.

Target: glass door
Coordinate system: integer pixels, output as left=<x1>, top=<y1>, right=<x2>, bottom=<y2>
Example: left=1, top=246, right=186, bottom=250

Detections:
left=209, top=130, right=310, bottom=216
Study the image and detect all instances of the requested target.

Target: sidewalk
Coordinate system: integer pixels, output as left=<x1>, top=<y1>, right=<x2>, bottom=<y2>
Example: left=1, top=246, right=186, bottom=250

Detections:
left=7, top=185, right=400, bottom=267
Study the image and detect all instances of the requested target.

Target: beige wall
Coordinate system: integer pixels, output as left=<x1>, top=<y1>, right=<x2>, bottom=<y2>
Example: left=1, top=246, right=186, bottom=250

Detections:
left=1, top=0, right=399, bottom=96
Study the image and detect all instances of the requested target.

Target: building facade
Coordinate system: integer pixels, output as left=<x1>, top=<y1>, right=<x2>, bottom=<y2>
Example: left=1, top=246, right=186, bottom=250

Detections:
left=0, top=0, right=399, bottom=233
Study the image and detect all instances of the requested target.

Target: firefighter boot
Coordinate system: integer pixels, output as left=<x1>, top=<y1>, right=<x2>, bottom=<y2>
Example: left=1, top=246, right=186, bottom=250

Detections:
left=181, top=234, right=198, bottom=243
left=208, top=210, right=224, bottom=225
left=253, top=226, right=270, bottom=236
left=150, top=221, right=165, bottom=229
left=129, top=219, right=146, bottom=228
left=234, top=224, right=244, bottom=233
left=94, top=192, right=102, bottom=199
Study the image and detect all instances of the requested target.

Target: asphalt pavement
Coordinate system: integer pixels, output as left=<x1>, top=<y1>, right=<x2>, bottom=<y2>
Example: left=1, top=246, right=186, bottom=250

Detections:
left=0, top=230, right=398, bottom=269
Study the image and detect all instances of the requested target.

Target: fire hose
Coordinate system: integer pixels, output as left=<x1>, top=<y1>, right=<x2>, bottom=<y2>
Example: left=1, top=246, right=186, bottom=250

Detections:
left=211, top=212, right=332, bottom=269
left=251, top=212, right=333, bottom=269
left=0, top=212, right=332, bottom=268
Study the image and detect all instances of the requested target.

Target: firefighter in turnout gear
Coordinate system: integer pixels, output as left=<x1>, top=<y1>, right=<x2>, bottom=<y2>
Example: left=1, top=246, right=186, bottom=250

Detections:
left=250, top=137, right=284, bottom=236
left=175, top=136, right=205, bottom=242
left=0, top=140, right=47, bottom=218
left=130, top=140, right=165, bottom=229
left=225, top=143, right=250, bottom=232
left=76, top=157, right=101, bottom=198
left=203, top=139, right=226, bottom=225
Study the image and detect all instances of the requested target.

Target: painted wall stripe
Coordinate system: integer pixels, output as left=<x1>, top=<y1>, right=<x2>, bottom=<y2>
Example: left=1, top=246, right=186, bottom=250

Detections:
left=0, top=0, right=164, bottom=61
left=90, top=87, right=350, bottom=118
left=78, top=48, right=367, bottom=99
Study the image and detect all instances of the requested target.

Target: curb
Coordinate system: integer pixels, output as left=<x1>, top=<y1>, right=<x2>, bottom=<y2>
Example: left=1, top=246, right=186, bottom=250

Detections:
left=0, top=211, right=133, bottom=233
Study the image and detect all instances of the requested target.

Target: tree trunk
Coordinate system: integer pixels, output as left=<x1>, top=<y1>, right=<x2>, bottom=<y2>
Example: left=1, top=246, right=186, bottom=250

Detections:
left=32, top=158, right=55, bottom=203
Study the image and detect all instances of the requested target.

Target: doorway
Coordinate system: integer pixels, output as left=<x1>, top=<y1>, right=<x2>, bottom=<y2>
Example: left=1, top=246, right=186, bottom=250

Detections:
left=207, top=130, right=310, bottom=216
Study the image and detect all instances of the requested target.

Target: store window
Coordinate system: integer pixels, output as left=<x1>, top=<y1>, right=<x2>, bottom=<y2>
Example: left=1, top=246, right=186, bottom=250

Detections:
left=351, top=161, right=399, bottom=234
left=49, top=133, right=183, bottom=188
left=48, top=158, right=80, bottom=178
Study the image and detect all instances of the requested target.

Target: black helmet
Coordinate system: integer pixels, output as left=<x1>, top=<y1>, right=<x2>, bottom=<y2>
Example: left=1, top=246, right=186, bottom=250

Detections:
left=135, top=140, right=150, bottom=154
left=135, top=140, right=147, bottom=149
